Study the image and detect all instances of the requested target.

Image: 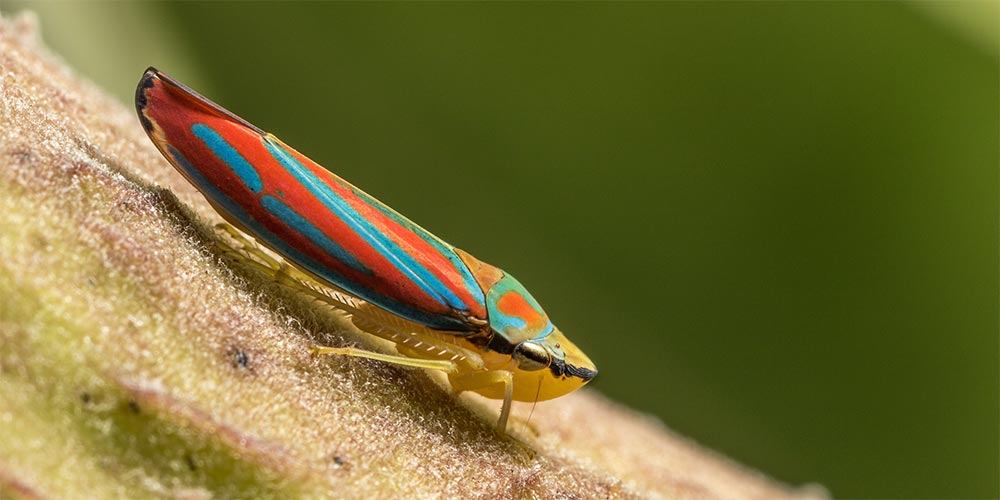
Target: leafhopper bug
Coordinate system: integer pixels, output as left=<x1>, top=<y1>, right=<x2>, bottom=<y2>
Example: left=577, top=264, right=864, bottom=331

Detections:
left=135, top=68, right=596, bottom=432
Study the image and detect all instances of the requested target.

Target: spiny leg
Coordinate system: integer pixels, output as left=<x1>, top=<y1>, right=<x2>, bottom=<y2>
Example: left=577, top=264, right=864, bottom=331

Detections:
left=216, top=226, right=520, bottom=437
left=216, top=224, right=472, bottom=367
left=214, top=224, right=385, bottom=356
left=216, top=223, right=458, bottom=362
left=215, top=223, right=291, bottom=275
left=214, top=223, right=368, bottom=320
left=311, top=346, right=457, bottom=372
left=449, top=370, right=514, bottom=433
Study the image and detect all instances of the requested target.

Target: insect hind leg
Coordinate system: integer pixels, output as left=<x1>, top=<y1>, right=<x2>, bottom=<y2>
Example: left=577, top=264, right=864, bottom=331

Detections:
left=214, top=223, right=290, bottom=275
left=311, top=345, right=458, bottom=372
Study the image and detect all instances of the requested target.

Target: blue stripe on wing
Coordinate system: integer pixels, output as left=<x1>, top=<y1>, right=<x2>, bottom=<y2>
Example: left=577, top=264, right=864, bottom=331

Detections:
left=260, top=194, right=369, bottom=274
left=167, top=145, right=467, bottom=330
left=262, top=138, right=469, bottom=313
left=192, top=123, right=263, bottom=194
left=351, top=187, right=485, bottom=308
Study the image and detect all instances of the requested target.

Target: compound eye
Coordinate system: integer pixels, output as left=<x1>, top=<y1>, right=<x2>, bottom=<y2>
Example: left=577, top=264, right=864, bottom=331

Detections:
left=512, top=342, right=551, bottom=372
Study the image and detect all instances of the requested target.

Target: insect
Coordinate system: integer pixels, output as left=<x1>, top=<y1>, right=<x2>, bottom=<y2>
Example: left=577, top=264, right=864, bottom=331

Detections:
left=135, top=67, right=596, bottom=433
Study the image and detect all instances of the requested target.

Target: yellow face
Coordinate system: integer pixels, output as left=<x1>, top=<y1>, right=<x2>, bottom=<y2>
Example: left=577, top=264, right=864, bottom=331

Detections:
left=459, top=329, right=597, bottom=402
left=449, top=249, right=596, bottom=403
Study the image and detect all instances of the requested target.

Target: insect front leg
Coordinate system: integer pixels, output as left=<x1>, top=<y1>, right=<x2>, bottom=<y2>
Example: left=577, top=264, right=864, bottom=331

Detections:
left=448, top=370, right=514, bottom=433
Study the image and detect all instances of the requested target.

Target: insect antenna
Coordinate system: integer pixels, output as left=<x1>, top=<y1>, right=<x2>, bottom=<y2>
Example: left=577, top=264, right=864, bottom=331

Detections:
left=522, top=377, right=544, bottom=436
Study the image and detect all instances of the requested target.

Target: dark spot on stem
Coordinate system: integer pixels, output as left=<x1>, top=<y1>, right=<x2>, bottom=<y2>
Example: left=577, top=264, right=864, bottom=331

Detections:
left=233, top=348, right=249, bottom=369
left=8, top=149, right=34, bottom=165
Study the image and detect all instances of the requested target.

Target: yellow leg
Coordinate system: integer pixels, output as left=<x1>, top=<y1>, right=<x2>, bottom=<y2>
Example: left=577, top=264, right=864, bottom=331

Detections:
left=215, top=223, right=287, bottom=273
left=449, top=370, right=514, bottom=433
left=311, top=345, right=458, bottom=372
left=217, top=223, right=511, bottom=433
left=214, top=223, right=362, bottom=313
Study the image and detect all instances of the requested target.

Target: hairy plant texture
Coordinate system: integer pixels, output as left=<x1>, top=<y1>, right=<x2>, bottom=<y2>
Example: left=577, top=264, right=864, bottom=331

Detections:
left=0, top=12, right=824, bottom=499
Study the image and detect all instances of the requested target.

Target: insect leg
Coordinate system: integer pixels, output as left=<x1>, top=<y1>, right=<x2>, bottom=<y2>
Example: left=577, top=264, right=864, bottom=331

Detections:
left=311, top=345, right=458, bottom=372
left=215, top=223, right=296, bottom=275
left=214, top=223, right=371, bottom=321
left=448, top=370, right=514, bottom=433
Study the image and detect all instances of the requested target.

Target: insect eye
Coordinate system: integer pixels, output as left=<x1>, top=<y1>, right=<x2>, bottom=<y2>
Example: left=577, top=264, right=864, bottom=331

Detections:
left=512, top=342, right=551, bottom=371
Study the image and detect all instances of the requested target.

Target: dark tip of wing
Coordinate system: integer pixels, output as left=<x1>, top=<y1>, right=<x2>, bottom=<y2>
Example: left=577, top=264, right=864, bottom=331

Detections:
left=135, top=67, right=159, bottom=133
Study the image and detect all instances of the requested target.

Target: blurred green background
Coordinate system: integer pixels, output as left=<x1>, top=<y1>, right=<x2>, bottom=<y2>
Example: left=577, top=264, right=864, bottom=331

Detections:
left=6, top=2, right=997, bottom=497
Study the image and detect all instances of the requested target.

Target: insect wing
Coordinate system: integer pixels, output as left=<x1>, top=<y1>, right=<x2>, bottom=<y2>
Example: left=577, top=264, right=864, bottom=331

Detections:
left=136, top=68, right=487, bottom=331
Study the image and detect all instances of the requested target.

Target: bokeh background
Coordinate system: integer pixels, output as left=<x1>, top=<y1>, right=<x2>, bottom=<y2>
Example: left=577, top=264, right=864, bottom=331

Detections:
left=5, top=2, right=997, bottom=497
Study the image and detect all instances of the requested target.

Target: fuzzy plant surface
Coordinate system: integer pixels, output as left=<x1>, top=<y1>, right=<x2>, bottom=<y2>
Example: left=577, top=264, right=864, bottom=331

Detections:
left=0, top=12, right=826, bottom=500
